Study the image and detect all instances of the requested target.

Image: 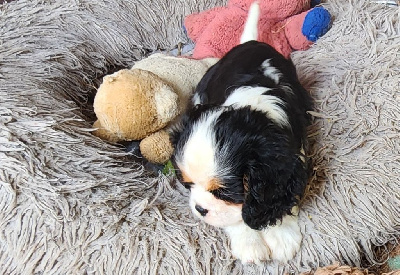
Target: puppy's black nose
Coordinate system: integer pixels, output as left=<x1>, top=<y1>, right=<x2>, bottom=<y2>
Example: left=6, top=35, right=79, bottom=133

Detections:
left=195, top=205, right=208, bottom=216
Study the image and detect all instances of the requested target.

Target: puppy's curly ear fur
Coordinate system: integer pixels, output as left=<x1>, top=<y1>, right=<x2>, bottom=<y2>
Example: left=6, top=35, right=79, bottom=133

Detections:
left=242, top=140, right=308, bottom=230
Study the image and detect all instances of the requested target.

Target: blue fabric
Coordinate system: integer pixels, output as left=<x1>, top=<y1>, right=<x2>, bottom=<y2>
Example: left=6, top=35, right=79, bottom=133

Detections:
left=182, top=20, right=188, bottom=35
left=302, top=7, right=331, bottom=42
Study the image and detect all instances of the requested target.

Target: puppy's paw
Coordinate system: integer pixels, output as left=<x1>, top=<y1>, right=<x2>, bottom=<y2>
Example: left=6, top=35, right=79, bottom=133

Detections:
left=262, top=215, right=302, bottom=263
left=231, top=237, right=271, bottom=265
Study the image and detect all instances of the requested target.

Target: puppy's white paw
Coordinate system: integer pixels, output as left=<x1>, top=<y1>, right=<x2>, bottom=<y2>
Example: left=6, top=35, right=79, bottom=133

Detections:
left=225, top=222, right=270, bottom=265
left=231, top=237, right=271, bottom=265
left=262, top=214, right=302, bottom=263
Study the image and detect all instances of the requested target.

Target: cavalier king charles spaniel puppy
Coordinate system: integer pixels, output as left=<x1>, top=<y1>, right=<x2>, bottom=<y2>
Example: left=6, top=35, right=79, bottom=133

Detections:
left=171, top=2, right=313, bottom=265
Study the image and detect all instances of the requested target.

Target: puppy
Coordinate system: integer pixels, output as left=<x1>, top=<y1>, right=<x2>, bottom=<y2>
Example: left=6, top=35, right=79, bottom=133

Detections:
left=171, top=2, right=312, bottom=264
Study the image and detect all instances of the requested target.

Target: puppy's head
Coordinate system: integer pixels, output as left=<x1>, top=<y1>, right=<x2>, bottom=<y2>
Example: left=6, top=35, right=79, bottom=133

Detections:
left=171, top=105, right=308, bottom=230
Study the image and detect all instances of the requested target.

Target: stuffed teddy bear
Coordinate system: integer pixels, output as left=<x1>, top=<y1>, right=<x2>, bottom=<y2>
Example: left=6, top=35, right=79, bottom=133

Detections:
left=93, top=53, right=218, bottom=164
left=184, top=0, right=331, bottom=59
left=300, top=263, right=370, bottom=275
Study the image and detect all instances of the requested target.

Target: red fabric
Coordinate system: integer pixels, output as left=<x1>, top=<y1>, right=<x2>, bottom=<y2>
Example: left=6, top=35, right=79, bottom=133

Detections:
left=185, top=0, right=312, bottom=59
left=284, top=11, right=313, bottom=51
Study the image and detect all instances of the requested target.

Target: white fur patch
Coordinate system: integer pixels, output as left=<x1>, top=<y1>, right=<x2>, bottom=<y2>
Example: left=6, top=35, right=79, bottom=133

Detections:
left=261, top=211, right=302, bottom=262
left=224, top=209, right=302, bottom=264
left=192, top=93, right=201, bottom=105
left=224, top=222, right=271, bottom=265
left=261, top=59, right=281, bottom=84
left=223, top=86, right=289, bottom=127
left=179, top=110, right=223, bottom=184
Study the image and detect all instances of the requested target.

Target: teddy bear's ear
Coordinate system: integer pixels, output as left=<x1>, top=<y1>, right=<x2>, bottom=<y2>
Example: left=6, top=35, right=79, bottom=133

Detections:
left=153, top=84, right=180, bottom=124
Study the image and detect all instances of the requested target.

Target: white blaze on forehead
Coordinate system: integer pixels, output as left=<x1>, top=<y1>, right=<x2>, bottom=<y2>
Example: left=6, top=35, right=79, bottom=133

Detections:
left=181, top=110, right=223, bottom=184
left=223, top=86, right=289, bottom=127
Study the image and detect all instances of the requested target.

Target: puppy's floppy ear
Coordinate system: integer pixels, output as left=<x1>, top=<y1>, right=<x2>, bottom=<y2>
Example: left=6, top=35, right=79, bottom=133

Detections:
left=242, top=137, right=308, bottom=230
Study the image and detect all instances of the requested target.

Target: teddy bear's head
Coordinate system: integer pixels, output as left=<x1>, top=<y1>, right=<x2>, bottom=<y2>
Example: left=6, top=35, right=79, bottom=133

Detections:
left=228, top=0, right=310, bottom=20
left=93, top=68, right=179, bottom=142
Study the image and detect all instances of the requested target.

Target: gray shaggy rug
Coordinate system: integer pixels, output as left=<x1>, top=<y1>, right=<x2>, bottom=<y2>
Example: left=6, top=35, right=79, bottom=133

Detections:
left=1, top=0, right=399, bottom=274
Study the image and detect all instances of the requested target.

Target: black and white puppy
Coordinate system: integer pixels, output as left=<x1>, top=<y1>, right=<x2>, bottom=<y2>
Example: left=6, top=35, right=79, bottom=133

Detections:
left=171, top=2, right=312, bottom=264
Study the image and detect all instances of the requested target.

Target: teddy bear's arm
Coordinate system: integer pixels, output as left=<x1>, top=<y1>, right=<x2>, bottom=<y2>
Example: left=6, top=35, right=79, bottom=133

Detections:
left=283, top=11, right=313, bottom=51
left=284, top=7, right=331, bottom=51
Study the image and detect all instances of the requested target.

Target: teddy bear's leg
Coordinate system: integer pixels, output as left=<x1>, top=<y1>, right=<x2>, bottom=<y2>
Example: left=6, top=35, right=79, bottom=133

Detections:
left=284, top=7, right=331, bottom=51
left=184, top=7, right=226, bottom=42
left=139, top=130, right=174, bottom=164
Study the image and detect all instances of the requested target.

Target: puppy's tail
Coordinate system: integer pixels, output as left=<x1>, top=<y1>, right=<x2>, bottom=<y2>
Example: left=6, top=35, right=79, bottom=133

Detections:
left=240, top=1, right=260, bottom=44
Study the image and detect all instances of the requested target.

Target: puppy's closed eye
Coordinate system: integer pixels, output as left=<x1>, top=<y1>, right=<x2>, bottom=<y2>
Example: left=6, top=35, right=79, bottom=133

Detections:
left=183, top=182, right=194, bottom=190
left=174, top=167, right=194, bottom=189
left=209, top=177, right=246, bottom=204
left=210, top=188, right=244, bottom=204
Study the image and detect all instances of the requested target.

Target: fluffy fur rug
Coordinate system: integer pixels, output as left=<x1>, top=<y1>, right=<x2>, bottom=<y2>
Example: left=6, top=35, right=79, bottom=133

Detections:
left=0, top=0, right=399, bottom=274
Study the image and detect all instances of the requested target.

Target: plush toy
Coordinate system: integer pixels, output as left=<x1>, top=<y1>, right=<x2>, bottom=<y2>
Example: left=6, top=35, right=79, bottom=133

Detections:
left=93, top=53, right=218, bottom=164
left=300, top=263, right=370, bottom=275
left=301, top=262, right=399, bottom=275
left=184, top=0, right=331, bottom=59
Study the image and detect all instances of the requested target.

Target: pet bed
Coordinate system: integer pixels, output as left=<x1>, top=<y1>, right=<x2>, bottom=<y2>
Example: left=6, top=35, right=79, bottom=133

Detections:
left=0, top=0, right=399, bottom=274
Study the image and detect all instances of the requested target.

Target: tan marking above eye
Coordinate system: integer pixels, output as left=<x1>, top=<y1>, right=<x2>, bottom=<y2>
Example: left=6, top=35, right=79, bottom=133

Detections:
left=206, top=178, right=224, bottom=191
left=180, top=169, right=223, bottom=191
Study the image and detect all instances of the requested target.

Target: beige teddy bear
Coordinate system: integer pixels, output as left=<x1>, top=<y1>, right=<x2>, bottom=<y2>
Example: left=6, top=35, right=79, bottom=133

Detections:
left=93, top=53, right=217, bottom=164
